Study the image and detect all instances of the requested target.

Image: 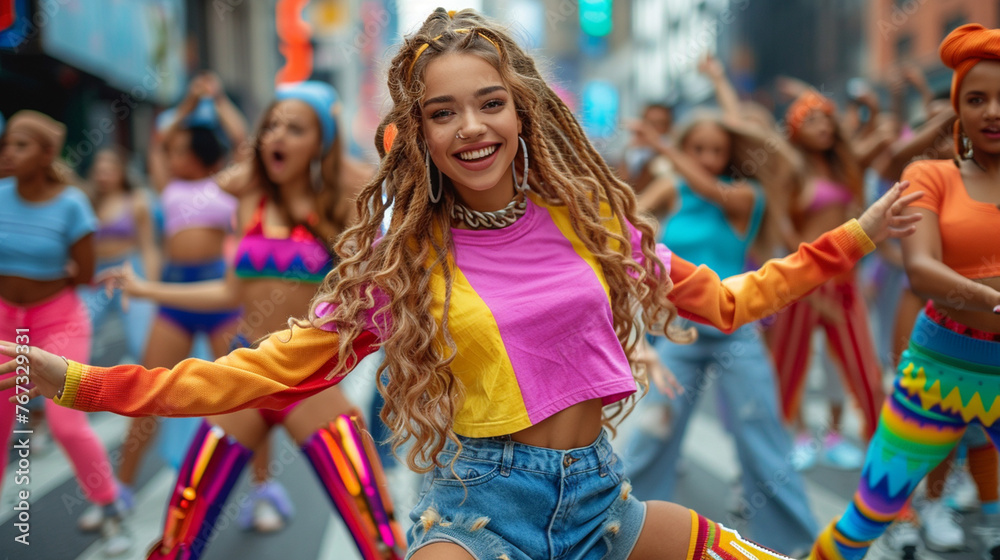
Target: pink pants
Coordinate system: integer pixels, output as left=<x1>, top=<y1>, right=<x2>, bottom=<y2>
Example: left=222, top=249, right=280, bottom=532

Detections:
left=0, top=288, right=117, bottom=506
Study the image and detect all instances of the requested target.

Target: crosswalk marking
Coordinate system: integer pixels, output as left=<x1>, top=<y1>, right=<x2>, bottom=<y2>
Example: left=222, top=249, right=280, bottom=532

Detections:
left=1, top=412, right=127, bottom=526
left=74, top=468, right=175, bottom=560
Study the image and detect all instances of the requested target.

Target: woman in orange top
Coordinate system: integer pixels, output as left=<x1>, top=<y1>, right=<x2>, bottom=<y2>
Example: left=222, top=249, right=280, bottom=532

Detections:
left=806, top=24, right=1000, bottom=560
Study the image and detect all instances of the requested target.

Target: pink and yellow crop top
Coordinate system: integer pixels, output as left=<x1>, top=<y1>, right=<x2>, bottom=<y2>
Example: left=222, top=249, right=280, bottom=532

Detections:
left=901, top=159, right=1000, bottom=279
left=55, top=194, right=875, bottom=437
left=233, top=197, right=334, bottom=283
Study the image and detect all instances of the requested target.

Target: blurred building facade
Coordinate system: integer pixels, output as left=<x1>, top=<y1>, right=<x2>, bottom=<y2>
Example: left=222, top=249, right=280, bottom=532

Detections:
left=867, top=0, right=999, bottom=110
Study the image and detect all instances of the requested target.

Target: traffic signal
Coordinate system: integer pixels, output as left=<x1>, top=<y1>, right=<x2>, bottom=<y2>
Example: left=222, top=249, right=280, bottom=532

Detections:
left=580, top=0, right=612, bottom=37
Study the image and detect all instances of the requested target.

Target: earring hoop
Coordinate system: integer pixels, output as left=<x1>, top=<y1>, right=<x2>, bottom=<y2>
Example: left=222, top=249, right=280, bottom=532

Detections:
left=511, top=136, right=529, bottom=191
left=961, top=131, right=975, bottom=160
left=426, top=149, right=443, bottom=203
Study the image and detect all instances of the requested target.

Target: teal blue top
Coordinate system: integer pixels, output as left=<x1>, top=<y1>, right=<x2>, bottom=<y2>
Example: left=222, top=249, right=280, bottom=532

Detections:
left=0, top=180, right=97, bottom=280
left=660, top=176, right=765, bottom=280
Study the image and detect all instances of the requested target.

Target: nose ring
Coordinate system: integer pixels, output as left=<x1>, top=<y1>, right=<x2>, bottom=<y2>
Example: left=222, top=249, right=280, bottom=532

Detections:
left=456, top=130, right=468, bottom=140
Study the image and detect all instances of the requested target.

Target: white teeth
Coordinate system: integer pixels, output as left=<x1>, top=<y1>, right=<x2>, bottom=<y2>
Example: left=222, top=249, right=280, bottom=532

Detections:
left=458, top=145, right=497, bottom=161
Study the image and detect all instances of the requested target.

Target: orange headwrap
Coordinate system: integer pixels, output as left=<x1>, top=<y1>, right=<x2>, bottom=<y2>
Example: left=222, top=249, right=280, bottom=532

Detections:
left=939, top=23, right=1000, bottom=157
left=6, top=110, right=67, bottom=154
left=785, top=90, right=835, bottom=139
left=939, top=23, right=1000, bottom=113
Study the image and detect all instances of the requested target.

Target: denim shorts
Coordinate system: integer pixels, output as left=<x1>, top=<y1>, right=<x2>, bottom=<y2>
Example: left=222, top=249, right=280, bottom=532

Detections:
left=406, top=430, right=646, bottom=560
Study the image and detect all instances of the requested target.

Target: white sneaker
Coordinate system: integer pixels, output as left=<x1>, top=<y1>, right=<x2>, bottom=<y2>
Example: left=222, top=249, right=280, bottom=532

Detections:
left=973, top=522, right=1000, bottom=560
left=253, top=500, right=285, bottom=533
left=77, top=487, right=134, bottom=532
left=918, top=499, right=965, bottom=551
left=99, top=516, right=133, bottom=557
left=78, top=504, right=104, bottom=532
left=881, top=521, right=922, bottom=560
left=943, top=467, right=979, bottom=512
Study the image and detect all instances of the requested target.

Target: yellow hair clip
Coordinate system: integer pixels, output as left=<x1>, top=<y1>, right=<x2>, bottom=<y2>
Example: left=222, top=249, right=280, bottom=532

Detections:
left=447, top=10, right=457, bottom=18
left=407, top=28, right=501, bottom=81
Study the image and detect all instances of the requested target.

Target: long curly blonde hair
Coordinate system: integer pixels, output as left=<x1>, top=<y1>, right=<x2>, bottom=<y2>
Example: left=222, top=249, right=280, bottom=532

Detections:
left=309, top=8, right=686, bottom=472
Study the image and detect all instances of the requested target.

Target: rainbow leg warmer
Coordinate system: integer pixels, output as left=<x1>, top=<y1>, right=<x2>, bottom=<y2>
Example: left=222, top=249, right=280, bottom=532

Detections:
left=146, top=421, right=253, bottom=560
left=807, top=396, right=965, bottom=560
left=686, top=510, right=796, bottom=560
left=301, top=414, right=406, bottom=560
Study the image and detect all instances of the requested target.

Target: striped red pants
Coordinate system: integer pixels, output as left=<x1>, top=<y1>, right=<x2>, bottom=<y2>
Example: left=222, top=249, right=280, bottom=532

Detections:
left=767, top=279, right=884, bottom=440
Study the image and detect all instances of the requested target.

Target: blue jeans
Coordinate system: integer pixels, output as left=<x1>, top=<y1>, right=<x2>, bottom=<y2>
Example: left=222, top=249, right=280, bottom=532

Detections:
left=407, top=430, right=646, bottom=559
left=78, top=253, right=156, bottom=365
left=625, top=323, right=817, bottom=554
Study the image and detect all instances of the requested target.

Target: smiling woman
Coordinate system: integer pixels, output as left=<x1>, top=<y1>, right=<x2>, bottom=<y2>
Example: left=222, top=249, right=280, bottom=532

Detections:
left=421, top=59, right=521, bottom=214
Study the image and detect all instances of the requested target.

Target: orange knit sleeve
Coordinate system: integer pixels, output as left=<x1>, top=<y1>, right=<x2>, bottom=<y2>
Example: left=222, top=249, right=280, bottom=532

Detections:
left=54, top=325, right=379, bottom=417
left=667, top=219, right=875, bottom=333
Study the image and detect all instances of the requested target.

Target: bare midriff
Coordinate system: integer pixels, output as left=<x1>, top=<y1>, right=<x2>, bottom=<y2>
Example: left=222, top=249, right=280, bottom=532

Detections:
left=510, top=398, right=605, bottom=450
left=165, top=228, right=229, bottom=264
left=0, top=276, right=70, bottom=306
left=933, top=275, right=1000, bottom=333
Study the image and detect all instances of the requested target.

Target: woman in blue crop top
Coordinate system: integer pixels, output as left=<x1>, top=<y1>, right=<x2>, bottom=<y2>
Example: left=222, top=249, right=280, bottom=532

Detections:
left=104, top=82, right=404, bottom=559
left=0, top=111, right=132, bottom=555
left=622, top=93, right=819, bottom=552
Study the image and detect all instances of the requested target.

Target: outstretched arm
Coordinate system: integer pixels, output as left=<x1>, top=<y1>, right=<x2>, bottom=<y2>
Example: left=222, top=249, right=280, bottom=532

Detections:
left=661, top=182, right=923, bottom=332
left=0, top=324, right=379, bottom=417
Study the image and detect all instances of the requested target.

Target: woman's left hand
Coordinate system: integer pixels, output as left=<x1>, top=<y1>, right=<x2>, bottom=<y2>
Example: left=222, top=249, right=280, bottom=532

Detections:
left=858, top=180, right=924, bottom=244
left=634, top=342, right=683, bottom=399
left=0, top=342, right=68, bottom=401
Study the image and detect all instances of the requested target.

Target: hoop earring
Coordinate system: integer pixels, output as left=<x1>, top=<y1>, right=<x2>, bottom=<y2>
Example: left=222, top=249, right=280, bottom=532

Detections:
left=511, top=136, right=529, bottom=191
left=426, top=149, right=443, bottom=203
left=961, top=131, right=975, bottom=160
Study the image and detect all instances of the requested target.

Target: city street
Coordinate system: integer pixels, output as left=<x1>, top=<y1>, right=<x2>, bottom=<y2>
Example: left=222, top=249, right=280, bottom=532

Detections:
left=3, top=375, right=990, bottom=560
left=3, top=1, right=1000, bottom=560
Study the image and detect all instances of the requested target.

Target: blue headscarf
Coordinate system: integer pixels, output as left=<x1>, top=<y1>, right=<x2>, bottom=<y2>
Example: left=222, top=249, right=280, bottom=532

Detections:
left=275, top=81, right=340, bottom=154
left=156, top=98, right=220, bottom=132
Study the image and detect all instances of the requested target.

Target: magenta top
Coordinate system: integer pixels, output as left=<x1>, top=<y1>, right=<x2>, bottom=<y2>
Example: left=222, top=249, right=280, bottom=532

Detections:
left=318, top=194, right=672, bottom=436
left=805, top=178, right=854, bottom=213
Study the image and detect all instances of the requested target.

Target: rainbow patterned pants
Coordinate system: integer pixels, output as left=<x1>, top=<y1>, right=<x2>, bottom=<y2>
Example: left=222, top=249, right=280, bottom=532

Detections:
left=809, top=311, right=1000, bottom=560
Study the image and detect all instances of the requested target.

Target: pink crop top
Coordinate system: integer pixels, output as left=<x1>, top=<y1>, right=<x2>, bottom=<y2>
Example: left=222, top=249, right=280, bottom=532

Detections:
left=161, top=178, right=237, bottom=237
left=805, top=178, right=854, bottom=213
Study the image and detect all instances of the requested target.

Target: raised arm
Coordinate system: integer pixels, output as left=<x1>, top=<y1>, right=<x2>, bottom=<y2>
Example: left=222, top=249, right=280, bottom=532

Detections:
left=200, top=72, right=249, bottom=155
left=884, top=108, right=956, bottom=180
left=630, top=121, right=758, bottom=228
left=1, top=324, right=379, bottom=417
left=698, top=54, right=741, bottom=120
